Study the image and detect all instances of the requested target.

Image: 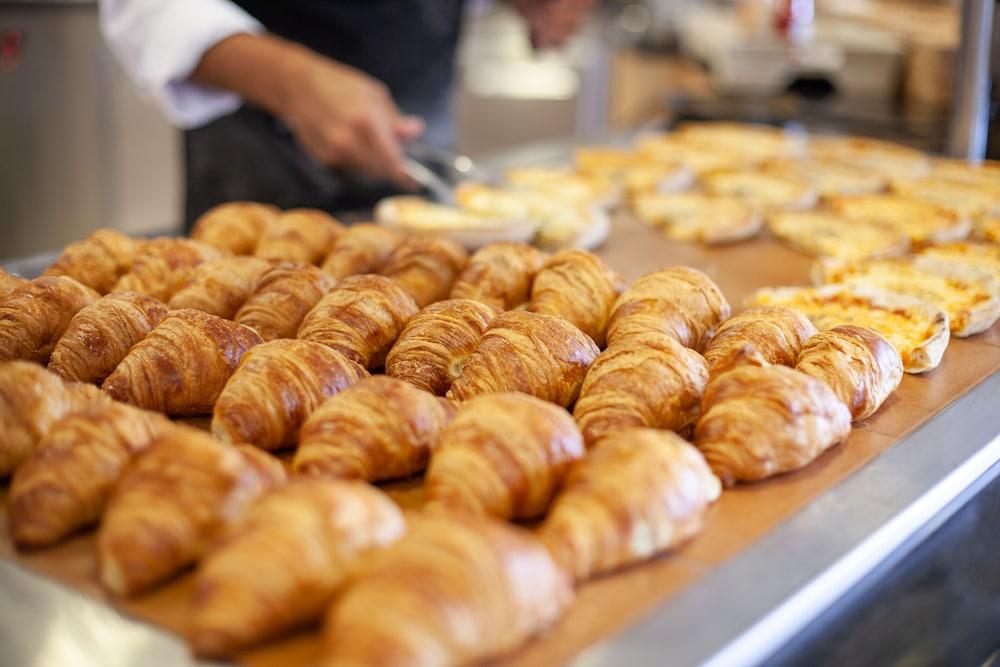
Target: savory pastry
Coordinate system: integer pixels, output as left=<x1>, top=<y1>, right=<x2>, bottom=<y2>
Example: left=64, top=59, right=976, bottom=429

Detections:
left=102, top=309, right=263, bottom=415
left=42, top=228, right=138, bottom=294
left=827, top=194, right=970, bottom=247
left=538, top=428, right=721, bottom=582
left=8, top=403, right=173, bottom=548
left=695, top=365, right=852, bottom=487
left=890, top=177, right=1000, bottom=219
left=190, top=201, right=280, bottom=255
left=380, top=236, right=469, bottom=307
left=637, top=133, right=749, bottom=174
left=633, top=191, right=762, bottom=244
left=809, top=136, right=931, bottom=181
left=212, top=339, right=369, bottom=450
left=425, top=392, right=585, bottom=519
left=254, top=208, right=344, bottom=265
left=701, top=169, right=818, bottom=211
left=293, top=376, right=454, bottom=482
left=574, top=146, right=646, bottom=179
left=673, top=121, right=805, bottom=162
left=48, top=291, right=169, bottom=384
left=620, top=161, right=694, bottom=199
left=449, top=241, right=548, bottom=309
left=320, top=515, right=571, bottom=667
left=112, top=237, right=225, bottom=301
left=189, top=479, right=405, bottom=658
left=916, top=241, right=1000, bottom=283
left=319, top=223, right=403, bottom=279
left=796, top=325, right=903, bottom=422
left=385, top=299, right=501, bottom=395
left=762, top=156, right=887, bottom=198
left=233, top=263, right=336, bottom=341
left=976, top=214, right=1000, bottom=244
left=606, top=266, right=731, bottom=351
left=572, top=331, right=708, bottom=446
left=0, top=276, right=99, bottom=363
left=374, top=195, right=538, bottom=248
left=297, top=274, right=418, bottom=369
left=505, top=166, right=620, bottom=208
left=930, top=158, right=1000, bottom=189
left=97, top=429, right=286, bottom=596
left=702, top=306, right=817, bottom=377
left=0, top=268, right=27, bottom=301
left=766, top=210, right=910, bottom=261
left=528, top=249, right=623, bottom=346
left=447, top=310, right=600, bottom=407
left=167, top=256, right=272, bottom=318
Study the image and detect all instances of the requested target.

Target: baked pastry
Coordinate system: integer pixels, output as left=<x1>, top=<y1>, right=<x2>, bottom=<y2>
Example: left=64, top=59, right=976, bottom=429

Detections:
left=425, top=392, right=585, bottom=519
left=0, top=268, right=27, bottom=301
left=297, top=274, right=418, bottom=369
left=766, top=210, right=910, bottom=261
left=574, top=146, right=646, bottom=179
left=930, top=158, right=1000, bottom=189
left=633, top=192, right=763, bottom=244
left=673, top=121, right=805, bottom=162
left=528, top=249, right=623, bottom=346
left=212, top=339, right=369, bottom=450
left=796, top=325, right=903, bottom=422
left=695, top=365, right=852, bottom=486
left=102, top=309, right=262, bottom=415
left=620, top=161, right=694, bottom=199
left=97, top=429, right=286, bottom=596
left=762, top=156, right=887, bottom=198
left=42, top=228, right=138, bottom=294
left=293, top=376, right=455, bottom=481
left=976, top=214, right=1000, bottom=243
left=539, top=428, right=721, bottom=582
left=319, top=514, right=571, bottom=667
left=380, top=236, right=469, bottom=307
left=827, top=194, right=970, bottom=247
left=233, top=263, right=336, bottom=341
left=254, top=208, right=344, bottom=265
left=112, top=237, right=225, bottom=301
left=701, top=169, right=818, bottom=211
left=505, top=166, right=620, bottom=208
left=809, top=136, right=931, bottom=181
left=702, top=306, right=818, bottom=377
left=449, top=241, right=548, bottom=309
left=385, top=299, right=501, bottom=395
left=917, top=241, right=1000, bottom=282
left=48, top=291, right=169, bottom=384
left=891, top=177, right=1000, bottom=219
left=189, top=479, right=405, bottom=658
left=447, top=310, right=600, bottom=407
left=606, top=266, right=731, bottom=351
left=8, top=402, right=172, bottom=548
left=374, top=195, right=539, bottom=248
left=190, top=201, right=280, bottom=255
left=320, top=223, right=403, bottom=279
left=167, top=256, right=272, bottom=319
left=0, top=276, right=99, bottom=363
left=573, top=331, right=708, bottom=446
left=637, top=134, right=749, bottom=175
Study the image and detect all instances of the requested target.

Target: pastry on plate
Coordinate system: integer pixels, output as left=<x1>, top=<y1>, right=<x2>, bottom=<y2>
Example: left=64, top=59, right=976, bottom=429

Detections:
left=637, top=133, right=749, bottom=174
left=0, top=276, right=99, bottom=364
left=673, top=121, right=805, bottom=162
left=112, top=237, right=225, bottom=302
left=827, top=194, right=970, bottom=248
left=701, top=169, right=818, bottom=211
left=380, top=236, right=469, bottom=308
left=917, top=242, right=1000, bottom=282
left=890, top=177, right=1000, bottom=219
left=190, top=201, right=280, bottom=255
left=43, top=228, right=139, bottom=294
left=620, top=161, right=694, bottom=198
left=254, top=208, right=344, bottom=265
left=528, top=249, right=623, bottom=346
left=762, top=156, right=887, bottom=198
left=766, top=210, right=910, bottom=261
left=809, top=136, right=931, bottom=181
left=320, top=223, right=404, bottom=279
left=505, top=166, right=620, bottom=208
left=375, top=195, right=537, bottom=249
left=167, top=256, right=273, bottom=319
left=449, top=241, right=548, bottom=309
left=633, top=192, right=762, bottom=244
left=234, top=263, right=336, bottom=341
left=702, top=306, right=817, bottom=377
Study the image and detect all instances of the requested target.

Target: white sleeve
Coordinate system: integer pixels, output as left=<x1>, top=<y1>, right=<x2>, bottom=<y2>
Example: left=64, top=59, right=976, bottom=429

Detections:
left=99, top=0, right=264, bottom=128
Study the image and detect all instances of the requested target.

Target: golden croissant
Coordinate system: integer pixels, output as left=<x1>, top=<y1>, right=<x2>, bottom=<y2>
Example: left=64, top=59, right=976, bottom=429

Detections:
left=320, top=223, right=403, bottom=279
left=212, top=339, right=369, bottom=450
left=8, top=403, right=173, bottom=548
left=319, top=514, right=572, bottom=667
left=293, top=375, right=455, bottom=481
left=0, top=268, right=28, bottom=301
left=447, top=310, right=599, bottom=407
left=42, top=228, right=139, bottom=294
left=167, top=256, right=273, bottom=318
left=102, top=309, right=262, bottom=415
left=112, top=237, right=225, bottom=302
left=297, top=274, right=418, bottom=369
left=190, top=201, right=280, bottom=255
left=539, top=428, right=721, bottom=582
left=48, top=292, right=169, bottom=384
left=449, top=241, right=548, bottom=309
left=425, top=392, right=585, bottom=519
left=796, top=324, right=903, bottom=421
left=189, top=479, right=405, bottom=658
left=528, top=249, right=624, bottom=346
left=380, top=237, right=469, bottom=307
left=606, top=266, right=731, bottom=351
left=234, top=263, right=336, bottom=341
left=573, top=331, right=708, bottom=447
left=695, top=365, right=851, bottom=486
left=384, top=298, right=501, bottom=395
left=255, top=208, right=344, bottom=265
left=703, top=306, right=817, bottom=377
left=97, top=429, right=286, bottom=596
left=0, top=276, right=99, bottom=364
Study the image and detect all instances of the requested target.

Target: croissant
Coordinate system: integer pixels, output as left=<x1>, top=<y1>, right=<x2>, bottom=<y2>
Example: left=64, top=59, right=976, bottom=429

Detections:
left=384, top=298, right=501, bottom=395
left=0, top=276, right=99, bottom=363
left=449, top=241, right=548, bottom=309
left=796, top=325, right=903, bottom=421
left=447, top=310, right=599, bottom=407
left=320, top=514, right=572, bottom=667
left=425, top=392, right=585, bottom=519
left=234, top=263, right=336, bottom=341
left=167, top=256, right=273, bottom=318
left=606, top=266, right=731, bottom=351
left=320, top=223, right=403, bottom=280
left=97, top=429, right=286, bottom=596
left=297, top=274, right=418, bottom=369
left=191, top=201, right=280, bottom=255
left=212, top=339, right=369, bottom=450
left=703, top=306, right=818, bottom=377
left=102, top=309, right=262, bottom=415
left=293, top=375, right=455, bottom=481
left=112, top=237, right=225, bottom=301
left=380, top=237, right=469, bottom=307
left=539, top=428, right=721, bottom=582
left=189, top=479, right=405, bottom=658
left=42, top=228, right=138, bottom=294
left=47, top=292, right=169, bottom=384
left=695, top=365, right=851, bottom=487
left=8, top=403, right=173, bottom=548
left=572, top=331, right=709, bottom=447
left=255, top=208, right=344, bottom=265
left=0, top=268, right=28, bottom=301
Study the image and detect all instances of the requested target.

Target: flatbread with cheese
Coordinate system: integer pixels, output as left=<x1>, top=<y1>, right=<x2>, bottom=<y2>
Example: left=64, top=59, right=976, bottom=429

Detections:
left=809, top=136, right=931, bottom=181
left=890, top=178, right=1000, bottom=219
left=917, top=242, right=1000, bottom=283
left=766, top=211, right=909, bottom=261
left=633, top=192, right=762, bottom=244
left=701, top=170, right=818, bottom=211
left=827, top=194, right=971, bottom=247
left=763, top=157, right=887, bottom=197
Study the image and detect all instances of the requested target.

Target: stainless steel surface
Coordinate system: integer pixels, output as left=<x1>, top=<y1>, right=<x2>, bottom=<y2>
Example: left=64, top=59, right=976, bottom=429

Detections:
left=947, top=0, right=994, bottom=159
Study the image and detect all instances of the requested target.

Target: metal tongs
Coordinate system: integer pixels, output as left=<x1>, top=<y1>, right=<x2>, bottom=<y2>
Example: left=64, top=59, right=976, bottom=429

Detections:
left=402, top=143, right=495, bottom=205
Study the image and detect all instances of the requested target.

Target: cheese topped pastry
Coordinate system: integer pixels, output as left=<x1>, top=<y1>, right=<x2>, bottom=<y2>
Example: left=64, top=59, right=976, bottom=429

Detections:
left=763, top=157, right=887, bottom=198
left=891, top=178, right=1000, bottom=219
left=827, top=194, right=971, bottom=247
left=637, top=134, right=748, bottom=174
left=767, top=211, right=909, bottom=261
left=373, top=196, right=538, bottom=248
left=633, top=192, right=761, bottom=244
left=701, top=169, right=818, bottom=211
left=673, top=122, right=805, bottom=162
left=975, top=215, right=1000, bottom=244
left=930, top=158, right=1000, bottom=190
left=809, top=136, right=931, bottom=181
left=917, top=242, right=1000, bottom=283
left=505, top=166, right=620, bottom=208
